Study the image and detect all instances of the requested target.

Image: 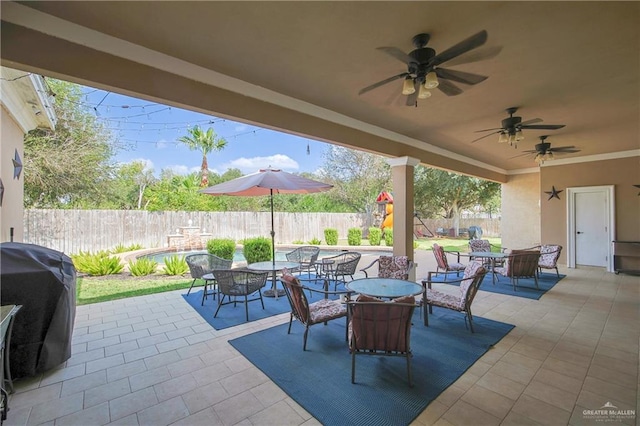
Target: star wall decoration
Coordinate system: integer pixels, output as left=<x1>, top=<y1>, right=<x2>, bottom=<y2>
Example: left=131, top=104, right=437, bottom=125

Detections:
left=634, top=184, right=640, bottom=196
left=13, top=149, right=23, bottom=179
left=544, top=186, right=563, bottom=200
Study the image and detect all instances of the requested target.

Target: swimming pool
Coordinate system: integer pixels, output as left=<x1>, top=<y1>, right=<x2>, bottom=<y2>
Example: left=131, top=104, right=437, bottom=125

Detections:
left=140, top=248, right=391, bottom=264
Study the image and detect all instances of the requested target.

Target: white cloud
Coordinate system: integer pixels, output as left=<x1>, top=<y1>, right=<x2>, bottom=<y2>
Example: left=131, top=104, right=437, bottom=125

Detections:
left=155, top=138, right=168, bottom=149
left=223, top=154, right=299, bottom=174
left=165, top=164, right=220, bottom=176
left=234, top=125, right=248, bottom=132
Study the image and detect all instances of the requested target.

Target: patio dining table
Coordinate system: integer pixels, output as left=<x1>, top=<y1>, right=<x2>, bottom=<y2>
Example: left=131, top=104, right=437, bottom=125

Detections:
left=247, top=261, right=301, bottom=299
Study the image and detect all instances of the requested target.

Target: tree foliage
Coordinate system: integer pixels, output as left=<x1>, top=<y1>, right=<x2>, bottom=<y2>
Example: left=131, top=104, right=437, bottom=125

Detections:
left=178, top=125, right=227, bottom=187
left=23, top=79, right=116, bottom=208
left=414, top=166, right=501, bottom=233
left=318, top=146, right=391, bottom=215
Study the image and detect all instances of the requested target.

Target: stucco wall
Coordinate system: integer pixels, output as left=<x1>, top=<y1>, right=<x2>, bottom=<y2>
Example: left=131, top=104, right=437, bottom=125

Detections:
left=501, top=172, right=541, bottom=252
left=0, top=106, right=25, bottom=242
left=541, top=156, right=640, bottom=264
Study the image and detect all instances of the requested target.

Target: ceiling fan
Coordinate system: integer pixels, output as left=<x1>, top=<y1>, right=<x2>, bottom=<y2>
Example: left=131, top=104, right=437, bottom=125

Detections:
left=472, top=107, right=566, bottom=146
left=358, top=30, right=497, bottom=106
left=512, top=136, right=581, bottom=164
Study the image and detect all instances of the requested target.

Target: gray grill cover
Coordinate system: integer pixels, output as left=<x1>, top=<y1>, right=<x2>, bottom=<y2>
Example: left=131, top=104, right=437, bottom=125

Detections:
left=0, top=242, right=76, bottom=379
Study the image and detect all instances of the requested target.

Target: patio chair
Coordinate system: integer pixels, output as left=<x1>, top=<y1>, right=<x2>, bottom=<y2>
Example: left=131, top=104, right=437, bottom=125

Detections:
left=432, top=243, right=466, bottom=277
left=185, top=254, right=233, bottom=304
left=285, top=245, right=320, bottom=278
left=421, top=261, right=487, bottom=332
left=213, top=269, right=269, bottom=322
left=530, top=244, right=563, bottom=277
left=359, top=255, right=414, bottom=280
left=468, top=239, right=507, bottom=267
left=320, top=251, right=362, bottom=290
left=348, top=294, right=417, bottom=386
left=280, top=271, right=351, bottom=351
left=494, top=249, right=541, bottom=291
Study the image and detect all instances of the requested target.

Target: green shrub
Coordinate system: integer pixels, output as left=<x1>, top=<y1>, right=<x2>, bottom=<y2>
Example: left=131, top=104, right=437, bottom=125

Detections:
left=413, top=240, right=419, bottom=249
left=292, top=239, right=304, bottom=245
left=162, top=255, right=189, bottom=275
left=111, top=243, right=144, bottom=254
left=206, top=238, right=236, bottom=260
left=128, top=257, right=158, bottom=276
left=243, top=237, right=272, bottom=263
left=324, top=228, right=338, bottom=245
left=71, top=251, right=124, bottom=276
left=384, top=228, right=394, bottom=246
left=308, top=237, right=322, bottom=245
left=368, top=227, right=382, bottom=246
left=347, top=228, right=362, bottom=246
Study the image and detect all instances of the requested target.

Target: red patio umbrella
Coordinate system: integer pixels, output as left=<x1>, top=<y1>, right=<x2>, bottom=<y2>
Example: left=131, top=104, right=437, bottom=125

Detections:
left=199, top=168, right=333, bottom=270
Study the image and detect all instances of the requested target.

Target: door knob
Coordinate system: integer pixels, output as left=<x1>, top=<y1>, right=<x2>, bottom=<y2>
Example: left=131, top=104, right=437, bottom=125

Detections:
left=577, top=231, right=584, bottom=234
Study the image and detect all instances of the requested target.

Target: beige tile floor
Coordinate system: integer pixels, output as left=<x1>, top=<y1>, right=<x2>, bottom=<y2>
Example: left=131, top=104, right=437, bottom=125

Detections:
left=5, top=250, right=639, bottom=426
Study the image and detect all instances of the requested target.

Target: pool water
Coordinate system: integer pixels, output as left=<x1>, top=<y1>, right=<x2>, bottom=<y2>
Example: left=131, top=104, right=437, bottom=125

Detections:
left=141, top=248, right=390, bottom=264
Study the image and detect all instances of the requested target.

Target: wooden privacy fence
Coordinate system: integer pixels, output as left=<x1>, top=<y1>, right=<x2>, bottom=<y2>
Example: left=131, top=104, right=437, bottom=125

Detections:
left=24, top=209, right=500, bottom=254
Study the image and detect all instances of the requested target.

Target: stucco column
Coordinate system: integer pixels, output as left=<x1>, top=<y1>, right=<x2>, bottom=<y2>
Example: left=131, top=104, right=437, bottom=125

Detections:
left=387, top=156, right=420, bottom=280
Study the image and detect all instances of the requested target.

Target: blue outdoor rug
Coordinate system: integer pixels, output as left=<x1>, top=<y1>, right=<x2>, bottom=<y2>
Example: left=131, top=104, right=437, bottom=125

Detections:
left=183, top=287, right=291, bottom=330
left=432, top=271, right=565, bottom=300
left=229, top=309, right=514, bottom=426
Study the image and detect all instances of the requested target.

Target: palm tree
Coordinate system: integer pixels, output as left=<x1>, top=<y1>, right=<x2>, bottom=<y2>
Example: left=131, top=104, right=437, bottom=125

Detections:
left=178, top=126, right=227, bottom=187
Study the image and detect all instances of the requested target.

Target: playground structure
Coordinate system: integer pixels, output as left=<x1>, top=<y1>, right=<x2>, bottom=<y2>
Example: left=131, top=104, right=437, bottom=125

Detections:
left=375, top=191, right=435, bottom=239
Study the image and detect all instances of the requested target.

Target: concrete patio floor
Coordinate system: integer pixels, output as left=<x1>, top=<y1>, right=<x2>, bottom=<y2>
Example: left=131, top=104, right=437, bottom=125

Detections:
left=5, top=249, right=639, bottom=426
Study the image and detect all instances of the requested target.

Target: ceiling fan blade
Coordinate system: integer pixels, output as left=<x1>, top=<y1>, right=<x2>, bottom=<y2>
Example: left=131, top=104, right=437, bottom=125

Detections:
left=436, top=68, right=488, bottom=85
left=471, top=131, right=501, bottom=143
left=519, top=118, right=542, bottom=126
left=474, top=127, right=503, bottom=133
left=550, top=146, right=580, bottom=152
left=510, top=152, right=535, bottom=159
left=442, top=45, right=503, bottom=67
left=437, top=78, right=463, bottom=96
left=376, top=47, right=413, bottom=64
left=358, top=72, right=409, bottom=95
left=520, top=124, right=566, bottom=130
left=429, top=30, right=488, bottom=67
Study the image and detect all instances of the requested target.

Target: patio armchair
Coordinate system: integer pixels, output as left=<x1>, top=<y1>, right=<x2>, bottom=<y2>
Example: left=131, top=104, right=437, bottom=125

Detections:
left=494, top=249, right=542, bottom=291
left=525, top=244, right=563, bottom=277
left=359, top=255, right=414, bottom=280
left=432, top=243, right=466, bottom=277
left=185, top=254, right=233, bottom=305
left=348, top=294, right=417, bottom=386
left=280, top=271, right=352, bottom=351
left=421, top=261, right=487, bottom=332
left=319, top=251, right=362, bottom=290
left=285, top=245, right=320, bottom=278
left=468, top=239, right=506, bottom=267
left=213, top=269, right=269, bottom=322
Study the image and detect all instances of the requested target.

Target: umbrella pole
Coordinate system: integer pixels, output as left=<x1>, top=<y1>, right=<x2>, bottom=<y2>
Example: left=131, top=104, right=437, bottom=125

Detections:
left=264, top=189, right=284, bottom=299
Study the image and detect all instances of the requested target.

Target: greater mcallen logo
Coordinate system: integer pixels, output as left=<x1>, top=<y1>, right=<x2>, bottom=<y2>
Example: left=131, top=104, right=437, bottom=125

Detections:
left=583, top=402, right=636, bottom=422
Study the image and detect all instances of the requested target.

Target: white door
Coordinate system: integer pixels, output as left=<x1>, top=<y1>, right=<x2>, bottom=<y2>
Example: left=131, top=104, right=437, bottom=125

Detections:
left=575, top=191, right=608, bottom=266
left=568, top=185, right=615, bottom=270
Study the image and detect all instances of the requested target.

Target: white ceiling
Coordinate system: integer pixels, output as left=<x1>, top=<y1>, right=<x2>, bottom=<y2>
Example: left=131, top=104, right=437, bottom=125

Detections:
left=2, top=1, right=638, bottom=177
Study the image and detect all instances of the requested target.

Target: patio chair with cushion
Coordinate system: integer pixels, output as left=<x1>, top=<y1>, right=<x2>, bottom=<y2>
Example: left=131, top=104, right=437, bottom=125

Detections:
left=319, top=251, right=362, bottom=290
left=468, top=239, right=506, bottom=266
left=421, top=261, right=487, bottom=332
left=285, top=245, right=320, bottom=278
left=185, top=254, right=233, bottom=305
left=532, top=244, right=563, bottom=277
left=494, top=249, right=542, bottom=291
left=348, top=294, right=417, bottom=386
left=280, top=271, right=352, bottom=351
left=213, top=269, right=269, bottom=322
left=359, top=255, right=414, bottom=280
left=432, top=243, right=466, bottom=277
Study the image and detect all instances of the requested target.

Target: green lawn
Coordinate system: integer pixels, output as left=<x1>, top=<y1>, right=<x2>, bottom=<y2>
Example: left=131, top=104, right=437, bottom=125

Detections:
left=76, top=275, right=192, bottom=305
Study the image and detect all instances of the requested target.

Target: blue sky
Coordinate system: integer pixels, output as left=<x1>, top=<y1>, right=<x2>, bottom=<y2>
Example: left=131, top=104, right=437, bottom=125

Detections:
left=82, top=86, right=330, bottom=176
